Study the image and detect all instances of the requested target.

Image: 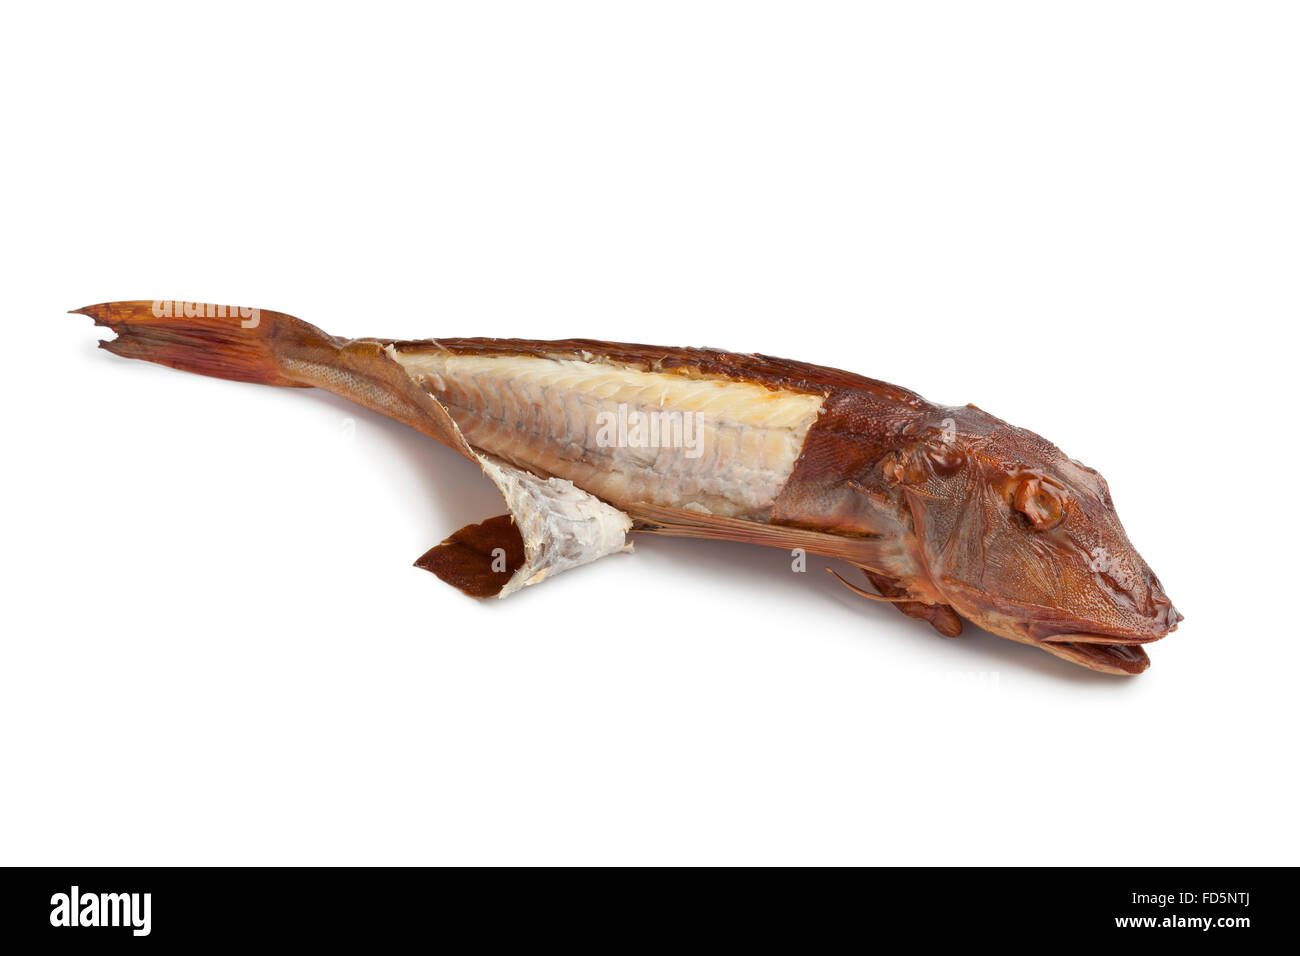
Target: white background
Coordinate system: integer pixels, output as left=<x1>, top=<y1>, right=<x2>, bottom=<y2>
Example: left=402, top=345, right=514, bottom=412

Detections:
left=2, top=2, right=1295, bottom=865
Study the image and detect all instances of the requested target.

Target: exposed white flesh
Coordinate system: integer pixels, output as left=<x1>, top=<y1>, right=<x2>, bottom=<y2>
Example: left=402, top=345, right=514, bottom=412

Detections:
left=390, top=349, right=827, bottom=519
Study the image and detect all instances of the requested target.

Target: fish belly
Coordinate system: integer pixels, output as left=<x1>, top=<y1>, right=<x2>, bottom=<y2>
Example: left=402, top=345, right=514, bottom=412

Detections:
left=390, top=349, right=825, bottom=518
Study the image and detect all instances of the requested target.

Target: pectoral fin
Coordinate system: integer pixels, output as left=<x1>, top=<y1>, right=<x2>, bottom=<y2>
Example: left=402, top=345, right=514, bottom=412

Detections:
left=860, top=568, right=964, bottom=637
left=414, top=514, right=526, bottom=598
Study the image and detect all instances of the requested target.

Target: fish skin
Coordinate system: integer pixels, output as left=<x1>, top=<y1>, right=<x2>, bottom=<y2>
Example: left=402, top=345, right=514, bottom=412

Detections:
left=74, top=304, right=1182, bottom=675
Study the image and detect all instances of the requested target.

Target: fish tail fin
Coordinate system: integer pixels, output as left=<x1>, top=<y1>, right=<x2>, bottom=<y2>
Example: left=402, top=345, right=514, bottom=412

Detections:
left=72, top=299, right=330, bottom=387
left=74, top=298, right=477, bottom=456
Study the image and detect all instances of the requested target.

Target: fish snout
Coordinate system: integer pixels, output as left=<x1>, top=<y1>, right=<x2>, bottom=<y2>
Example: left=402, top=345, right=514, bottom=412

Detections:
left=1036, top=571, right=1181, bottom=649
left=1093, top=557, right=1181, bottom=637
left=1145, top=582, right=1183, bottom=634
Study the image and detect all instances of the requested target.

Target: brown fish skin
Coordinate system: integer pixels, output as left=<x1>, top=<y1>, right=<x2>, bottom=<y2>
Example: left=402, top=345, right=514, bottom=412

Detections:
left=75, top=304, right=1181, bottom=675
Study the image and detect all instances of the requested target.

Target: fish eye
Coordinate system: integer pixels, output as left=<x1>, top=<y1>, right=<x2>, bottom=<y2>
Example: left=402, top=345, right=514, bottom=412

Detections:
left=1013, top=476, right=1066, bottom=531
left=925, top=445, right=965, bottom=476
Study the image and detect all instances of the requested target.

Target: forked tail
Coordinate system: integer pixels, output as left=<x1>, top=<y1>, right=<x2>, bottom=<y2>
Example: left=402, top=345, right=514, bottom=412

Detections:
left=74, top=299, right=474, bottom=458
left=74, top=300, right=328, bottom=386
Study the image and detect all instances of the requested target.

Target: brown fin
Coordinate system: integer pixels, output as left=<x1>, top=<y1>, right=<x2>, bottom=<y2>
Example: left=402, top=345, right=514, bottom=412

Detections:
left=825, top=568, right=916, bottom=602
left=627, top=501, right=894, bottom=571
left=414, top=514, right=526, bottom=598
left=862, top=569, right=964, bottom=637
left=74, top=300, right=317, bottom=387
left=74, top=300, right=476, bottom=461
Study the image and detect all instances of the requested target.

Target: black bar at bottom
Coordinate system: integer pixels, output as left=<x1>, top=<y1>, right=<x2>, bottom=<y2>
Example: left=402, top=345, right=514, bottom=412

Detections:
left=0, top=866, right=1281, bottom=945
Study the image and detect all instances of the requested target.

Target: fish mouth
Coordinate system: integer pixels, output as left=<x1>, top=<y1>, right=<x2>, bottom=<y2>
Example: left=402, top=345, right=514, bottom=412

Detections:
left=933, top=578, right=1181, bottom=674
left=1035, top=628, right=1171, bottom=675
left=1039, top=640, right=1151, bottom=675
left=1039, top=630, right=1164, bottom=646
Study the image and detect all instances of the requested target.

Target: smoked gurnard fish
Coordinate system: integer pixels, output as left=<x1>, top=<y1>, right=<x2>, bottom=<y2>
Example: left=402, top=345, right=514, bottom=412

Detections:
left=75, top=301, right=1182, bottom=675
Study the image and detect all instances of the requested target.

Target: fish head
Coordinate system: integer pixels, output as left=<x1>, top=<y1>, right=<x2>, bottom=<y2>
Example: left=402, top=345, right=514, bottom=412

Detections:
left=883, top=405, right=1181, bottom=673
